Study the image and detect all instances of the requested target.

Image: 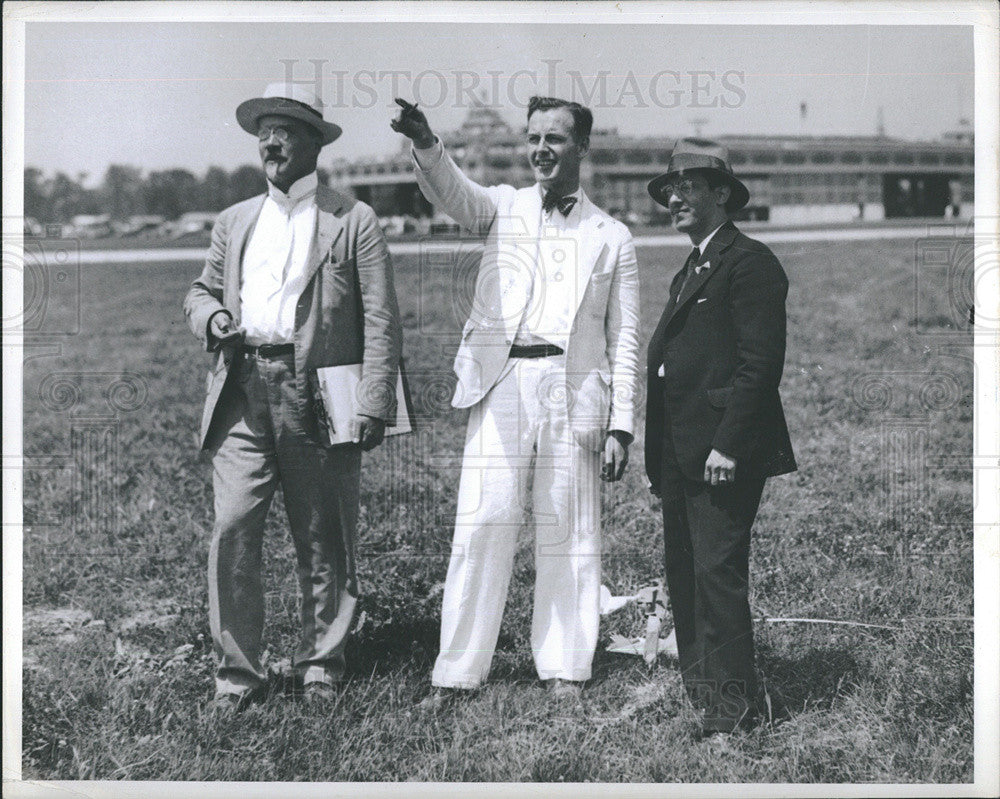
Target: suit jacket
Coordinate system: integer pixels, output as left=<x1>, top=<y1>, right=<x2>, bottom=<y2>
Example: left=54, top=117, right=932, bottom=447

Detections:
left=644, top=220, right=796, bottom=486
left=184, top=184, right=403, bottom=450
left=412, top=144, right=641, bottom=452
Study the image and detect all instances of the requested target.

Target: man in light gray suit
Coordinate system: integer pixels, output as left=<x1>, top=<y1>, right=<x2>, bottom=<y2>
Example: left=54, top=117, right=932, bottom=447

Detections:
left=393, top=96, right=640, bottom=706
left=185, top=83, right=402, bottom=711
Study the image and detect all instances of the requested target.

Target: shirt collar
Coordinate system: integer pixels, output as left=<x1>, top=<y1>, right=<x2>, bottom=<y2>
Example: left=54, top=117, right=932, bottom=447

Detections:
left=267, top=171, right=319, bottom=207
left=693, top=222, right=726, bottom=259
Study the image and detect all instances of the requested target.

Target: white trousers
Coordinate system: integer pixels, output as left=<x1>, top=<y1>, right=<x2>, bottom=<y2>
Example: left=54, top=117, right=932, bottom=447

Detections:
left=432, top=355, right=602, bottom=688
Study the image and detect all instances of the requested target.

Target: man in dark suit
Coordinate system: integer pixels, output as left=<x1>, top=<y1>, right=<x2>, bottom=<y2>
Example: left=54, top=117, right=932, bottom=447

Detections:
left=644, top=138, right=796, bottom=737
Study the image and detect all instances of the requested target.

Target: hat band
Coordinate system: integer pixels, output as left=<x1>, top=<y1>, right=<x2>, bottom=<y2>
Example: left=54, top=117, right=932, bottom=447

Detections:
left=668, top=153, right=732, bottom=176
left=269, top=97, right=324, bottom=120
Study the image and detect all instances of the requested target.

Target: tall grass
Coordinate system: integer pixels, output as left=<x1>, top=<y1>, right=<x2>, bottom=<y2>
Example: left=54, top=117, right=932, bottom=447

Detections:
left=20, top=236, right=972, bottom=782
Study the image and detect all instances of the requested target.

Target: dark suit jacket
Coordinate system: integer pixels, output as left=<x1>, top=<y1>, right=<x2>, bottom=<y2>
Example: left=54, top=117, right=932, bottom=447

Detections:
left=184, top=184, right=403, bottom=450
left=644, top=220, right=796, bottom=487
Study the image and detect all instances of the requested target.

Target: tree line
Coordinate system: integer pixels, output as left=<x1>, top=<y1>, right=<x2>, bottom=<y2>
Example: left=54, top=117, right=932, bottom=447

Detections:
left=24, top=164, right=333, bottom=223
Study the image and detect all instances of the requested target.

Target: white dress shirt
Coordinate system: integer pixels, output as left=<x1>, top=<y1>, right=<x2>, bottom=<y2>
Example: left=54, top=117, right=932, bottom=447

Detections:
left=692, top=222, right=725, bottom=261
left=514, top=185, right=583, bottom=348
left=413, top=139, right=589, bottom=350
left=240, top=172, right=319, bottom=345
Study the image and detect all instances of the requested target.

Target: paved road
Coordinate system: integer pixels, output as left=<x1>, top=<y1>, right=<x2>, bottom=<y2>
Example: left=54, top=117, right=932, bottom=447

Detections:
left=69, top=225, right=940, bottom=264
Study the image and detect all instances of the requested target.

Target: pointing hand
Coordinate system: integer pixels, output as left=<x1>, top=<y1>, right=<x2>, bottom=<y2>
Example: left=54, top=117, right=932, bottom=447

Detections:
left=390, top=98, right=435, bottom=149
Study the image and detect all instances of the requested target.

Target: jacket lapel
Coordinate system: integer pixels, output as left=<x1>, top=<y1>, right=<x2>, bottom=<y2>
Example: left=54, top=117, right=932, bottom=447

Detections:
left=302, top=185, right=346, bottom=290
left=665, top=220, right=738, bottom=326
left=568, top=192, right=609, bottom=320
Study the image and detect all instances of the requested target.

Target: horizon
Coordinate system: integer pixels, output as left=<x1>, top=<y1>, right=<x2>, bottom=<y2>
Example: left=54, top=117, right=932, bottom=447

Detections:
left=24, top=21, right=974, bottom=187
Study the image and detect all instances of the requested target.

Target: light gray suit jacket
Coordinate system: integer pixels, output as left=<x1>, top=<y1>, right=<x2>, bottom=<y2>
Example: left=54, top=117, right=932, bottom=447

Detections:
left=412, top=144, right=641, bottom=451
left=184, top=184, right=403, bottom=450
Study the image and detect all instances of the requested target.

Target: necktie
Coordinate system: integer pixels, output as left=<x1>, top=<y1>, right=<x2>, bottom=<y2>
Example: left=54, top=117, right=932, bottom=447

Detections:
left=542, top=190, right=578, bottom=217
left=675, top=247, right=700, bottom=300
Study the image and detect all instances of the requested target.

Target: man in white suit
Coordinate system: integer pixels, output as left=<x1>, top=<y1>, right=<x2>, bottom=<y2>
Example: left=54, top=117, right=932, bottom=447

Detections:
left=392, top=96, right=640, bottom=703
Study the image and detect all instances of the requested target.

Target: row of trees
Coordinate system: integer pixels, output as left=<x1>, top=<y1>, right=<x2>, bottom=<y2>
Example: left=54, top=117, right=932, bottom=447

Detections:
left=24, top=164, right=333, bottom=223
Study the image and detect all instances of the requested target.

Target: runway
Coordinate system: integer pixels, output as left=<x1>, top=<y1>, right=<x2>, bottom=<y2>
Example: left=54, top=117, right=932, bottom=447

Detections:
left=69, top=225, right=943, bottom=264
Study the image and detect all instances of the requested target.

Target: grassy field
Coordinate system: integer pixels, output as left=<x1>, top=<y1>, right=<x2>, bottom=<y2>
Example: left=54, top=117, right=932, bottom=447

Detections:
left=19, top=234, right=973, bottom=783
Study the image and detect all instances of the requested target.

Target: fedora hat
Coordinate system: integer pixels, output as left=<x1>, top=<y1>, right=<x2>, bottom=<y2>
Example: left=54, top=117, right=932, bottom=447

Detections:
left=647, top=137, right=750, bottom=211
left=236, top=82, right=342, bottom=146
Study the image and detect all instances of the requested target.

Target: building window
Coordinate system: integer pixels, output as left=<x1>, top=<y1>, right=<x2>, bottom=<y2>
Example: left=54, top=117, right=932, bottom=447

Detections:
left=624, top=150, right=652, bottom=164
left=782, top=152, right=806, bottom=165
left=841, top=151, right=862, bottom=164
left=869, top=152, right=890, bottom=164
left=811, top=152, right=835, bottom=164
left=753, top=151, right=777, bottom=164
left=943, top=153, right=964, bottom=165
left=591, top=151, right=619, bottom=165
left=919, top=152, right=941, bottom=165
left=893, top=152, right=915, bottom=164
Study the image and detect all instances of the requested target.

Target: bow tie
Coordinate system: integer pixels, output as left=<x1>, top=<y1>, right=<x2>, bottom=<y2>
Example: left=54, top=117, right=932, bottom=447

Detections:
left=542, top=190, right=578, bottom=217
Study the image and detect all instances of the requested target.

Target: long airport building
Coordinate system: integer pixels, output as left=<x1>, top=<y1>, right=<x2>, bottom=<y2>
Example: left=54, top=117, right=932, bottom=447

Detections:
left=328, top=105, right=974, bottom=226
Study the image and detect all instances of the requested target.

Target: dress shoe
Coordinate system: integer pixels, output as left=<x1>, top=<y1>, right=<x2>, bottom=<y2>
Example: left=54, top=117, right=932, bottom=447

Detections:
left=545, top=678, right=583, bottom=700
left=699, top=711, right=758, bottom=740
left=205, top=690, right=255, bottom=716
left=417, top=687, right=468, bottom=714
left=303, top=681, right=339, bottom=707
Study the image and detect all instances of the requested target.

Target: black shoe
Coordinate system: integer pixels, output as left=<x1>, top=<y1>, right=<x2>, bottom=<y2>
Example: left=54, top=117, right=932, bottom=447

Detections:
left=205, top=687, right=260, bottom=716
left=699, top=710, right=758, bottom=740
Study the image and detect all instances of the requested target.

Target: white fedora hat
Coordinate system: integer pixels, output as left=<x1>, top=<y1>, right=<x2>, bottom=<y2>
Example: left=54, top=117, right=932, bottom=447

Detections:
left=236, top=82, right=342, bottom=146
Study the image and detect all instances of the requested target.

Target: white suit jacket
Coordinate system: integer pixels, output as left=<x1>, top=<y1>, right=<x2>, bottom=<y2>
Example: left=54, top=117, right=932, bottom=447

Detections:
left=412, top=143, right=641, bottom=451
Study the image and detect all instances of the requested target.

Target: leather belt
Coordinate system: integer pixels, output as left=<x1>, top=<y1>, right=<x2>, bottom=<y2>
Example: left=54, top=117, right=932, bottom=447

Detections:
left=509, top=343, right=564, bottom=359
left=243, top=343, right=295, bottom=358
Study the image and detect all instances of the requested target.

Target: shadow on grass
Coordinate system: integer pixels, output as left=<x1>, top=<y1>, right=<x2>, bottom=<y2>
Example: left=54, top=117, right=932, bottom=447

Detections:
left=345, top=619, right=441, bottom=678
left=758, top=642, right=865, bottom=714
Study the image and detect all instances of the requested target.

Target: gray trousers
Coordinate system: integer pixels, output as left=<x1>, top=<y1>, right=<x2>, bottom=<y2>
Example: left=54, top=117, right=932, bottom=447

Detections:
left=208, top=350, right=361, bottom=696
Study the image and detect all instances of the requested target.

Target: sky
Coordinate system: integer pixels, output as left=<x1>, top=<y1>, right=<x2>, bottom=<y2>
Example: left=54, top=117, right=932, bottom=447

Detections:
left=23, top=20, right=974, bottom=185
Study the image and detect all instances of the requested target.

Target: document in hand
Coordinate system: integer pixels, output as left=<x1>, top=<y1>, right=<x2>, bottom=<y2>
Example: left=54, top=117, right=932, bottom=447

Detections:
left=312, top=363, right=413, bottom=446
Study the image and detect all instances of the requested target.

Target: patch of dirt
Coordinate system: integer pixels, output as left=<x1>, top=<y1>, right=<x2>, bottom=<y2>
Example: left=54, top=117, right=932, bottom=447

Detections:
left=22, top=607, right=107, bottom=673
left=116, top=600, right=182, bottom=634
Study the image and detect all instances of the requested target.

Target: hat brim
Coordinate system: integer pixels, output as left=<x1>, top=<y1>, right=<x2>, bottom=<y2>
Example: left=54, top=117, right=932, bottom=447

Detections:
left=647, top=168, right=750, bottom=212
left=236, top=97, right=341, bottom=146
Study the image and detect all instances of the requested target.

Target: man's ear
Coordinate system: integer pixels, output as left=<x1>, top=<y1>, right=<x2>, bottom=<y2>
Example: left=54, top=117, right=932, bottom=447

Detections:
left=576, top=135, right=591, bottom=157
left=715, top=184, right=732, bottom=208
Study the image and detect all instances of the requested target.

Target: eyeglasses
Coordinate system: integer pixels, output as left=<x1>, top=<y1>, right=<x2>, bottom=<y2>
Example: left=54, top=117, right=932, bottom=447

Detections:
left=660, top=178, right=705, bottom=199
left=257, top=125, right=294, bottom=143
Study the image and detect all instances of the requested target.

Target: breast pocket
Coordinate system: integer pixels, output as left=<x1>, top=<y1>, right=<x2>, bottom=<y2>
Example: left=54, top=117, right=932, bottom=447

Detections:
left=691, top=294, right=718, bottom=309
left=321, top=256, right=357, bottom=308
left=590, top=271, right=613, bottom=288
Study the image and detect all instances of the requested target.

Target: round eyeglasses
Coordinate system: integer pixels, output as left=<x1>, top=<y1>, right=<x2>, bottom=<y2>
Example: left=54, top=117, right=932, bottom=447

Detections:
left=660, top=178, right=703, bottom=199
left=257, top=125, right=294, bottom=143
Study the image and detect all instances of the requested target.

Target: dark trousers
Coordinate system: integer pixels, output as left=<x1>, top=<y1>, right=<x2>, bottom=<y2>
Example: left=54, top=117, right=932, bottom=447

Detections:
left=660, top=449, right=765, bottom=732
